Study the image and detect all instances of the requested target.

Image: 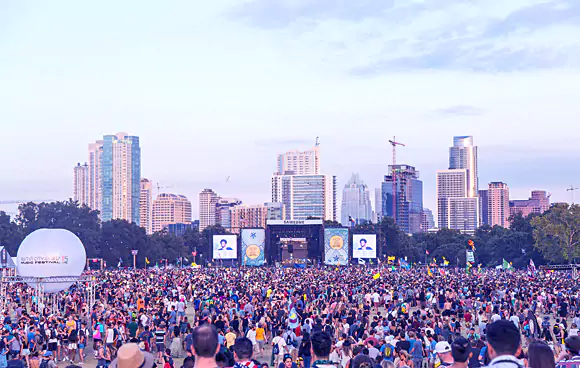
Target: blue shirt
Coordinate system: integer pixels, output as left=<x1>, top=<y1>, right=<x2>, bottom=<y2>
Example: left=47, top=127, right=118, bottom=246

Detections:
left=411, top=339, right=423, bottom=359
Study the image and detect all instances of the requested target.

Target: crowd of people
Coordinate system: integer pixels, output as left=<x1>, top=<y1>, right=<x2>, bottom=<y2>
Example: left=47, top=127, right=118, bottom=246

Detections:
left=1, top=265, right=579, bottom=368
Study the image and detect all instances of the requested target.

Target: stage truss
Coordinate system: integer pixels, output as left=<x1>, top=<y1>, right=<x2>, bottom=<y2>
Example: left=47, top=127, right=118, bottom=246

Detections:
left=0, top=273, right=97, bottom=314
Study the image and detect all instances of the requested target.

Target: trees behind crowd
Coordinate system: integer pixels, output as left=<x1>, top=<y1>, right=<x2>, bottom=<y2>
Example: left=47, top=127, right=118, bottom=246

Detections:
left=0, top=200, right=579, bottom=268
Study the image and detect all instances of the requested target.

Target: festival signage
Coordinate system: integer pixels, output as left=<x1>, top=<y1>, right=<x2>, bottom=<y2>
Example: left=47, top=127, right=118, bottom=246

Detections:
left=352, top=234, right=377, bottom=259
left=241, top=229, right=265, bottom=266
left=212, top=235, right=238, bottom=259
left=324, top=228, right=348, bottom=266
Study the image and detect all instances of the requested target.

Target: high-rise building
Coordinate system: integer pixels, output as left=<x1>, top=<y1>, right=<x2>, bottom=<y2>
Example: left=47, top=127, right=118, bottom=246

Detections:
left=88, top=140, right=103, bottom=212
left=99, top=133, right=141, bottom=224
left=374, top=188, right=382, bottom=222
left=271, top=174, right=337, bottom=221
left=421, top=208, right=435, bottom=231
left=265, top=202, right=285, bottom=220
left=152, top=193, right=192, bottom=233
left=140, top=179, right=153, bottom=234
left=229, top=204, right=269, bottom=233
left=199, top=189, right=220, bottom=231
left=73, top=162, right=89, bottom=205
left=436, top=169, right=479, bottom=231
left=479, top=189, right=489, bottom=226
left=276, top=146, right=320, bottom=175
left=436, top=136, right=480, bottom=232
left=382, top=165, right=423, bottom=234
left=488, top=182, right=510, bottom=228
left=449, top=136, right=478, bottom=198
left=510, top=190, right=550, bottom=218
left=340, top=173, right=372, bottom=225
left=215, top=198, right=242, bottom=230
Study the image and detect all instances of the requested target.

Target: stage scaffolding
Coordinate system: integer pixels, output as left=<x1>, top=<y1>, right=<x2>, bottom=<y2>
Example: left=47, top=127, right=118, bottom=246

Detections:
left=0, top=274, right=96, bottom=314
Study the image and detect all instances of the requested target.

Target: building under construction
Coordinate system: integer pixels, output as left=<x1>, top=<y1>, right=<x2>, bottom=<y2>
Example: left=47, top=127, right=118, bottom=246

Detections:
left=381, top=165, right=423, bottom=234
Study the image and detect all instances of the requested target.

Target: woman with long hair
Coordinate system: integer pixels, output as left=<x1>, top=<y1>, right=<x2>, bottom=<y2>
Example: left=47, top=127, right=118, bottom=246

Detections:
left=528, top=340, right=556, bottom=368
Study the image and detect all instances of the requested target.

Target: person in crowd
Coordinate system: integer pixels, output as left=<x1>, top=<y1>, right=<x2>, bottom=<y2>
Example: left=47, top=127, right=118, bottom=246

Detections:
left=527, top=340, right=555, bottom=368
left=483, top=320, right=523, bottom=368
left=310, top=332, right=336, bottom=368
left=435, top=341, right=454, bottom=367
left=449, top=337, right=470, bottom=368
left=556, top=335, right=580, bottom=368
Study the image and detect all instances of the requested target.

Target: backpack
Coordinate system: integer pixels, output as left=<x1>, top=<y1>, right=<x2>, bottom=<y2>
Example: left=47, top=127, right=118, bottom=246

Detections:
left=39, top=360, right=48, bottom=368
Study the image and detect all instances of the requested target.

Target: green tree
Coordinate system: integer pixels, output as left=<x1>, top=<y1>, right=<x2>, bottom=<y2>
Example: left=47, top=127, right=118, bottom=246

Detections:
left=532, top=203, right=580, bottom=263
left=323, top=220, right=342, bottom=228
left=100, top=219, right=148, bottom=267
left=148, top=230, right=188, bottom=265
left=0, top=211, right=22, bottom=254
left=16, top=200, right=101, bottom=257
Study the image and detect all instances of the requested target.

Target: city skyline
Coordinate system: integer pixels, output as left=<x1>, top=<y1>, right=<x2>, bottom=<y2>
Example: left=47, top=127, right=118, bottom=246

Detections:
left=1, top=1, right=579, bottom=218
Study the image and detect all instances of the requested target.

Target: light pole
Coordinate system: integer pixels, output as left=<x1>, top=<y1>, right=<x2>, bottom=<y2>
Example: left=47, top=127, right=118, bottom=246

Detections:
left=131, top=250, right=138, bottom=269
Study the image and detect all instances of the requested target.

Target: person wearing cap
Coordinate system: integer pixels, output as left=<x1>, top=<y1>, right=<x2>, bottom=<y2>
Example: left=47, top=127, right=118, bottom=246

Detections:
left=556, top=335, right=580, bottom=367
left=109, top=343, right=156, bottom=368
left=434, top=341, right=453, bottom=367
left=482, top=320, right=523, bottom=368
left=41, top=351, right=57, bottom=368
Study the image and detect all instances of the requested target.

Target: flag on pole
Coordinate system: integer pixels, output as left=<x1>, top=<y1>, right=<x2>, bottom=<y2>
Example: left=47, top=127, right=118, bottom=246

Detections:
left=427, top=266, right=433, bottom=277
left=358, top=258, right=366, bottom=265
left=146, top=257, right=150, bottom=265
left=443, top=256, right=450, bottom=266
left=391, top=265, right=396, bottom=272
left=426, top=249, right=430, bottom=255
left=117, top=257, right=123, bottom=268
left=502, top=258, right=510, bottom=270
left=373, top=272, right=381, bottom=280
left=439, top=268, right=446, bottom=276
left=432, top=258, right=437, bottom=264
left=529, top=259, right=536, bottom=275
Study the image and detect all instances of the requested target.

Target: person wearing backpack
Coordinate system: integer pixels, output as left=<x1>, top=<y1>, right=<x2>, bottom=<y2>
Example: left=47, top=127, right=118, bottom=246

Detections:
left=39, top=351, right=56, bottom=368
left=272, top=330, right=288, bottom=368
left=381, top=336, right=396, bottom=363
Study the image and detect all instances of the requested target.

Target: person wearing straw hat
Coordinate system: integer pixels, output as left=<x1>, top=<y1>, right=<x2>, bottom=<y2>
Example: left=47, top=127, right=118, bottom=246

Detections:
left=109, top=343, right=156, bottom=368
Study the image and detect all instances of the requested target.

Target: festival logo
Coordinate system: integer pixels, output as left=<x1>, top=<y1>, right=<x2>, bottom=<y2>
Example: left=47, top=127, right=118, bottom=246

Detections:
left=241, top=229, right=265, bottom=266
left=245, top=245, right=260, bottom=259
left=324, top=228, right=348, bottom=266
left=329, top=235, right=344, bottom=250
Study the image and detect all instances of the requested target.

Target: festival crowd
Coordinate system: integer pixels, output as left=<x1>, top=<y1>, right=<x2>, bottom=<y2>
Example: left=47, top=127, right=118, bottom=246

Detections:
left=1, top=266, right=580, bottom=368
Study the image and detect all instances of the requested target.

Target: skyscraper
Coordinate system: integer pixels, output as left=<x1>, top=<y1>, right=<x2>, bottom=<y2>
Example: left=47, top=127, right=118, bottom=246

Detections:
left=382, top=165, right=423, bottom=234
left=436, top=169, right=479, bottom=231
left=276, top=146, right=320, bottom=175
left=199, top=189, right=220, bottom=231
left=140, top=179, right=153, bottom=234
left=436, top=136, right=480, bottom=232
left=449, top=136, right=478, bottom=197
left=215, top=198, right=242, bottom=230
left=271, top=174, right=337, bottom=221
left=374, top=188, right=382, bottom=222
left=340, top=173, right=372, bottom=225
left=510, top=190, right=550, bottom=217
left=479, top=189, right=489, bottom=226
left=73, top=162, right=89, bottom=205
left=421, top=208, right=435, bottom=231
left=488, top=182, right=510, bottom=228
left=152, top=193, right=192, bottom=233
left=229, top=204, right=269, bottom=234
left=99, top=133, right=141, bottom=224
left=88, top=140, right=103, bottom=212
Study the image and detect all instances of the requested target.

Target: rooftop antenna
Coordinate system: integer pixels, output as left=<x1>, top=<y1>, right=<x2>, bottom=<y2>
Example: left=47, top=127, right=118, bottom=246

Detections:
left=315, top=136, right=320, bottom=147
left=567, top=185, right=579, bottom=204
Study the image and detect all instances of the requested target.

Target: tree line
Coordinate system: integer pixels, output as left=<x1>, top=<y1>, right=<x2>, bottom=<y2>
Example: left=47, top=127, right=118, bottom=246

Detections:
left=0, top=200, right=579, bottom=268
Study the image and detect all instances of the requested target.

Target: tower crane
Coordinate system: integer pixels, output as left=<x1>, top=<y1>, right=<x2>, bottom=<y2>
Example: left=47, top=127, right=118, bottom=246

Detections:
left=156, top=183, right=173, bottom=197
left=388, top=137, right=405, bottom=224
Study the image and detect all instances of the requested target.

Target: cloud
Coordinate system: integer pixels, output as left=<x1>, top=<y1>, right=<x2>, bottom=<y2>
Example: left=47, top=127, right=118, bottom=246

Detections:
left=253, top=137, right=316, bottom=147
left=229, top=0, right=580, bottom=74
left=436, top=106, right=484, bottom=117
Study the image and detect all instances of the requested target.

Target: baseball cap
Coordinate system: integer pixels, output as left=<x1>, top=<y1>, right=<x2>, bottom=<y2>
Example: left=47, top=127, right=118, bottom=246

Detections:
left=43, top=351, right=52, bottom=357
left=435, top=341, right=451, bottom=354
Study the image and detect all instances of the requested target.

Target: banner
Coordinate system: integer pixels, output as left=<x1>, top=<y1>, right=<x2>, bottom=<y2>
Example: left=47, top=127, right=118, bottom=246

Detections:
left=324, top=228, right=348, bottom=265
left=241, top=229, right=265, bottom=266
left=352, top=234, right=377, bottom=259
left=213, top=235, right=238, bottom=259
left=466, top=250, right=475, bottom=263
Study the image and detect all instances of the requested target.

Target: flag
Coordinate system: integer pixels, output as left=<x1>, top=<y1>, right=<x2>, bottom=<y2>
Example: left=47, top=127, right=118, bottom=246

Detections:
left=426, top=249, right=430, bottom=255
left=373, top=272, right=381, bottom=280
left=433, top=258, right=437, bottom=264
left=288, top=307, right=299, bottom=329
left=427, top=267, right=433, bottom=277
left=502, top=259, right=510, bottom=270
left=391, top=265, right=396, bottom=272
left=529, top=259, right=537, bottom=274
left=443, top=258, right=450, bottom=266
left=439, top=268, right=446, bottom=276
left=117, top=257, right=123, bottom=268
left=358, top=258, right=366, bottom=265
left=145, top=257, right=150, bottom=264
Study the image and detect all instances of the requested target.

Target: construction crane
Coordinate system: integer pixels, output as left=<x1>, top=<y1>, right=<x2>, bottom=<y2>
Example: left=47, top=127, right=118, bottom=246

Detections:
left=567, top=185, right=579, bottom=204
left=156, top=183, right=173, bottom=197
left=0, top=199, right=55, bottom=205
left=388, top=137, right=405, bottom=223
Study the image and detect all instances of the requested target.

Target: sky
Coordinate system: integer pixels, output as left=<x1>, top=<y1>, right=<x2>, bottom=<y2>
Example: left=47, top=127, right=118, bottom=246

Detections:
left=1, top=0, right=580, bottom=219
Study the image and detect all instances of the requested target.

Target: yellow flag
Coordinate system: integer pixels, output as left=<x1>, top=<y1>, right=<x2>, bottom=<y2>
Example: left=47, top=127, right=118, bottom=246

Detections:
left=145, top=257, right=150, bottom=264
left=303, top=294, right=307, bottom=300
left=373, top=273, right=380, bottom=280
left=444, top=260, right=450, bottom=266
left=433, top=258, right=437, bottom=264
left=427, top=267, right=433, bottom=277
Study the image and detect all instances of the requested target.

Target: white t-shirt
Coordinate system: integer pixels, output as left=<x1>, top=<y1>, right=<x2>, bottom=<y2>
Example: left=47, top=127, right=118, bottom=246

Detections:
left=106, top=328, right=115, bottom=344
left=272, top=336, right=286, bottom=356
left=372, top=293, right=380, bottom=303
left=246, top=329, right=257, bottom=345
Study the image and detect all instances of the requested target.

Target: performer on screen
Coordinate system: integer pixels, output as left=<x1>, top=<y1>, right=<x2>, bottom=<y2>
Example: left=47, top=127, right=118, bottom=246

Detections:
left=219, top=239, right=233, bottom=251
left=356, top=238, right=373, bottom=251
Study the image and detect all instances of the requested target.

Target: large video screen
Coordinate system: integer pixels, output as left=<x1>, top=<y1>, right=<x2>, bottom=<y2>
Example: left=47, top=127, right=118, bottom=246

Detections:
left=324, top=228, right=348, bottom=266
left=212, top=235, right=238, bottom=259
left=241, top=229, right=265, bottom=266
left=352, top=234, right=377, bottom=259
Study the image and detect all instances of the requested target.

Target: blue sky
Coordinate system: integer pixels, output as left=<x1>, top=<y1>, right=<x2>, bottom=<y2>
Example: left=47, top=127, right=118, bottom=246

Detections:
left=1, top=0, right=579, bottom=218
